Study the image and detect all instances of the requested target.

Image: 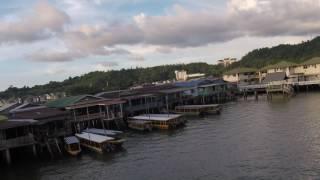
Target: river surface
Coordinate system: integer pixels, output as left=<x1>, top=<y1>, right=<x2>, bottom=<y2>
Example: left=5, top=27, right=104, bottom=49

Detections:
left=3, top=93, right=320, bottom=180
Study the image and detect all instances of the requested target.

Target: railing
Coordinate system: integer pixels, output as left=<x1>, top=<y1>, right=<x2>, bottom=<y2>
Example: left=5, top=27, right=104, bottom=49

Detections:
left=73, top=112, right=122, bottom=122
left=0, top=134, right=35, bottom=149
left=240, top=79, right=320, bottom=90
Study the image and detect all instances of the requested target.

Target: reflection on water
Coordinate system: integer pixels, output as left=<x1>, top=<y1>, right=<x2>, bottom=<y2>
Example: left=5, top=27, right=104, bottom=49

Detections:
left=3, top=93, right=320, bottom=180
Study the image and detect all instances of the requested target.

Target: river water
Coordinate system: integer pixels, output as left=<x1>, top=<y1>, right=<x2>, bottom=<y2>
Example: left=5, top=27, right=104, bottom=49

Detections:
left=3, top=93, right=320, bottom=180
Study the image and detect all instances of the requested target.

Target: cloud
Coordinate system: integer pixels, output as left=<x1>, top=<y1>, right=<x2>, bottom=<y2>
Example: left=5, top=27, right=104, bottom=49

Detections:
left=94, top=61, right=119, bottom=71
left=0, top=0, right=70, bottom=43
left=7, top=0, right=320, bottom=62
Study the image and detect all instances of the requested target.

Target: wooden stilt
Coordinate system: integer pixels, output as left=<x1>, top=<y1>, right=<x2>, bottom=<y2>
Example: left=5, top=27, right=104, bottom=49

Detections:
left=5, top=149, right=11, bottom=164
left=32, top=144, right=37, bottom=157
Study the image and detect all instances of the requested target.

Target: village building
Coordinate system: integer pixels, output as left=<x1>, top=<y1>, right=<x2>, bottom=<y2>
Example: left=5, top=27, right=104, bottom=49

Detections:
left=294, top=57, right=320, bottom=81
left=47, top=95, right=126, bottom=132
left=223, top=67, right=258, bottom=85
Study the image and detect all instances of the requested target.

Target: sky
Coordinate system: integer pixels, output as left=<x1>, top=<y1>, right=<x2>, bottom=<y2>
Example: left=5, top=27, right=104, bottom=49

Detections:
left=0, top=0, right=319, bottom=91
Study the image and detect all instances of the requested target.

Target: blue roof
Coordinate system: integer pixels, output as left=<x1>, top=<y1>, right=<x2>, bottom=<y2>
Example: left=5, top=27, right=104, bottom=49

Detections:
left=64, top=136, right=79, bottom=144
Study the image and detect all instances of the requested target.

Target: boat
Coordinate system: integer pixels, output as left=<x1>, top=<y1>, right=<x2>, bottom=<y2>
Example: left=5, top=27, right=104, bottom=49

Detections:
left=64, top=136, right=81, bottom=156
left=129, top=114, right=184, bottom=130
left=75, top=132, right=115, bottom=153
left=174, top=104, right=221, bottom=116
left=83, top=128, right=126, bottom=147
left=127, top=120, right=153, bottom=131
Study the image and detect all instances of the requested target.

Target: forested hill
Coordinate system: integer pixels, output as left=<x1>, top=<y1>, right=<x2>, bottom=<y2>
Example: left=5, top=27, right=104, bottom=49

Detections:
left=0, top=63, right=223, bottom=99
left=231, top=36, right=320, bottom=69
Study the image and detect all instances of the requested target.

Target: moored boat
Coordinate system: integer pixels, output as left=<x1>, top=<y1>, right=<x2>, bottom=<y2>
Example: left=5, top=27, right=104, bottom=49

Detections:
left=174, top=104, right=221, bottom=116
left=75, top=132, right=115, bottom=153
left=83, top=128, right=126, bottom=148
left=127, top=120, right=153, bottom=131
left=129, top=114, right=184, bottom=130
left=64, top=136, right=81, bottom=156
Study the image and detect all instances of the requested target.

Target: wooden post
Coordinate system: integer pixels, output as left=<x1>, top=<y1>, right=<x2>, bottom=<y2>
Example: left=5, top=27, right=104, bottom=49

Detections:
left=254, top=90, right=258, bottom=101
left=166, top=95, right=169, bottom=117
left=32, top=144, right=37, bottom=157
left=5, top=149, right=11, bottom=164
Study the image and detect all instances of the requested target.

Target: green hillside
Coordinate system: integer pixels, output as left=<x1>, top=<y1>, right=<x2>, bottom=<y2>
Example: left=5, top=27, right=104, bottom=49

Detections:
left=232, top=36, right=320, bottom=68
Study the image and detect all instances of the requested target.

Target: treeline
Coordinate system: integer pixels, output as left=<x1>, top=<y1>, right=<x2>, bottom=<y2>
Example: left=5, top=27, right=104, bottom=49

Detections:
left=0, top=63, right=224, bottom=99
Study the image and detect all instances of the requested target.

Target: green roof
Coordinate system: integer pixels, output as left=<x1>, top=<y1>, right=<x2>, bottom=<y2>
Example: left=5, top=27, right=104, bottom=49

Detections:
left=46, top=95, right=98, bottom=108
left=260, top=61, right=297, bottom=71
left=0, top=115, right=8, bottom=121
left=224, top=67, right=257, bottom=75
left=301, top=57, right=320, bottom=65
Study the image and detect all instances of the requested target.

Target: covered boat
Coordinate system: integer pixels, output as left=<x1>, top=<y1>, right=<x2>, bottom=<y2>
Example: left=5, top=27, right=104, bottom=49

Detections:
left=127, top=120, right=153, bottom=131
left=75, top=132, right=115, bottom=153
left=64, top=136, right=81, bottom=156
left=129, top=114, right=184, bottom=130
left=83, top=128, right=125, bottom=147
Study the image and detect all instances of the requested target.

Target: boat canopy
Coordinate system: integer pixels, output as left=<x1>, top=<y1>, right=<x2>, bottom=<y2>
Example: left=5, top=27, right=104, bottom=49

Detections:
left=64, top=136, right=79, bottom=145
left=130, top=114, right=182, bottom=122
left=83, top=128, right=123, bottom=136
left=75, top=133, right=114, bottom=143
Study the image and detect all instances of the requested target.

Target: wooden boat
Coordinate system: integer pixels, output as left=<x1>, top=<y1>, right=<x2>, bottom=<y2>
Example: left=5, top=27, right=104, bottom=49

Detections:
left=127, top=120, right=153, bottom=131
left=129, top=114, right=184, bottom=130
left=64, top=136, right=81, bottom=156
left=75, top=132, right=115, bottom=153
left=83, top=128, right=126, bottom=147
left=174, top=104, right=221, bottom=116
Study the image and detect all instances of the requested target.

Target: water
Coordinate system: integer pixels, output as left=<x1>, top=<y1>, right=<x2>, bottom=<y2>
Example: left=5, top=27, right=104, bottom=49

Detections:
left=3, top=93, right=320, bottom=179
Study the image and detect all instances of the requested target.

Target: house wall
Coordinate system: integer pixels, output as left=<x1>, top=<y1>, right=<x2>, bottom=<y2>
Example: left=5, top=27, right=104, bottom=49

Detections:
left=223, top=74, right=239, bottom=82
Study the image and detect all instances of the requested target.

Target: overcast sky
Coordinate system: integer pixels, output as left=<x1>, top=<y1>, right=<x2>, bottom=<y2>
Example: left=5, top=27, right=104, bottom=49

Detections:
left=0, top=0, right=318, bottom=90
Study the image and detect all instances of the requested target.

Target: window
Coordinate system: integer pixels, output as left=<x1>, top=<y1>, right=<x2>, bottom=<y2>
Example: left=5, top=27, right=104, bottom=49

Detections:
left=303, top=65, right=308, bottom=69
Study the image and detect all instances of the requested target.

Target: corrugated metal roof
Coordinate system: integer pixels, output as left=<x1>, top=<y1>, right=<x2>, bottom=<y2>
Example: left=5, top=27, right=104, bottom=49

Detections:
left=301, top=57, right=320, bottom=65
left=260, top=61, right=297, bottom=71
left=46, top=95, right=101, bottom=108
left=224, top=67, right=257, bottom=75
left=263, top=72, right=286, bottom=83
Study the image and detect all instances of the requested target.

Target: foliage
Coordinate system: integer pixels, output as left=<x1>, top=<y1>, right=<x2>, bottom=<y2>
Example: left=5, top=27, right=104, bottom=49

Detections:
left=0, top=63, right=223, bottom=99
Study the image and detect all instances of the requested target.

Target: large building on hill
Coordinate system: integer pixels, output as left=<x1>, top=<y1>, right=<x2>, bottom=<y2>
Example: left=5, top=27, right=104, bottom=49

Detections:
left=217, top=58, right=237, bottom=67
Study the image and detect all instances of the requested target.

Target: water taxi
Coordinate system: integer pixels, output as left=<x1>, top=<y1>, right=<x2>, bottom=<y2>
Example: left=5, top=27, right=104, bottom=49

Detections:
left=83, top=128, right=125, bottom=147
left=64, top=136, right=81, bottom=156
left=174, top=104, right=221, bottom=116
left=127, top=120, right=153, bottom=131
left=75, top=132, right=115, bottom=153
left=129, top=114, right=184, bottom=130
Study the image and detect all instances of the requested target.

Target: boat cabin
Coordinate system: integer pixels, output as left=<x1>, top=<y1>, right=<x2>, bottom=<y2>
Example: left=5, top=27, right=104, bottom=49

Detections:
left=129, top=114, right=184, bottom=130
